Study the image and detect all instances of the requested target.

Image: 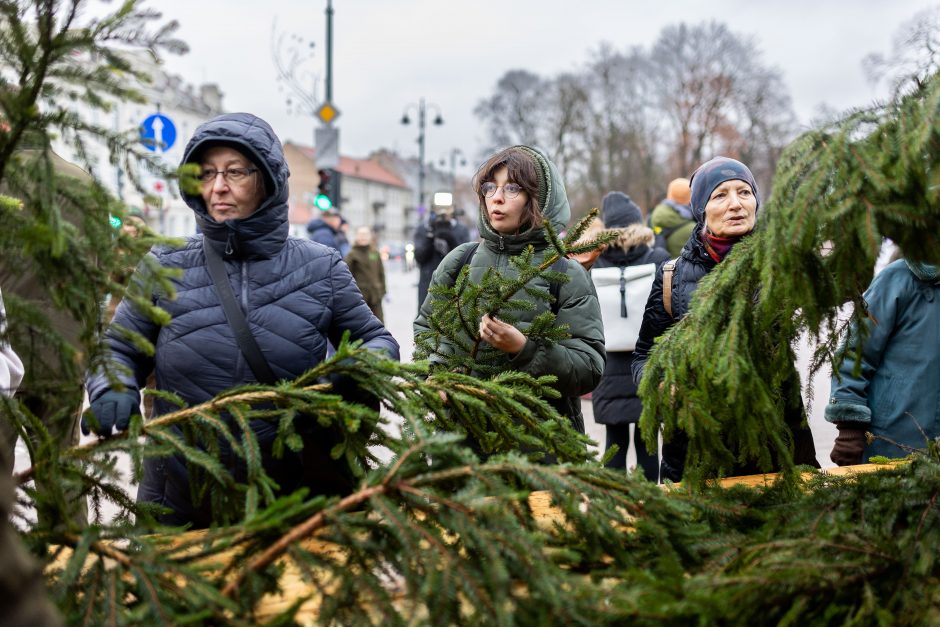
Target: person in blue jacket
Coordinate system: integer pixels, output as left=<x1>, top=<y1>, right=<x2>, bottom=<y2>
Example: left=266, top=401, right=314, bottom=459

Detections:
left=826, top=259, right=940, bottom=465
left=84, top=113, right=399, bottom=527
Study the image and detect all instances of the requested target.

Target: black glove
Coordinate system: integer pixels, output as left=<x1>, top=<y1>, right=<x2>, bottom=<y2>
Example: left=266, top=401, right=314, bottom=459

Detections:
left=830, top=422, right=868, bottom=466
left=81, top=389, right=141, bottom=437
left=432, top=219, right=457, bottom=244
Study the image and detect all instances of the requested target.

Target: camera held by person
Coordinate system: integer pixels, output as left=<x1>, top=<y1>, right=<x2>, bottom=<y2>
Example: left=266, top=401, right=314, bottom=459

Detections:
left=414, top=206, right=470, bottom=308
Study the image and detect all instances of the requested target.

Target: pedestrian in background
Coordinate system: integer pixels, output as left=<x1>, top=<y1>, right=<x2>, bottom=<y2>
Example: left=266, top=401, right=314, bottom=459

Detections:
left=0, top=288, right=23, bottom=400
left=346, top=225, right=387, bottom=322
left=307, top=207, right=346, bottom=253
left=632, top=156, right=818, bottom=482
left=84, top=113, right=399, bottom=527
left=415, top=145, right=605, bottom=435
left=826, top=258, right=940, bottom=465
left=650, top=177, right=694, bottom=256
left=414, top=206, right=471, bottom=309
left=591, top=192, right=669, bottom=480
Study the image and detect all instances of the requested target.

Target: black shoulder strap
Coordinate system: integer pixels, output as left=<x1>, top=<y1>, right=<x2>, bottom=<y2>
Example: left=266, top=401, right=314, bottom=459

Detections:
left=548, top=256, right=567, bottom=315
left=451, top=242, right=565, bottom=314
left=203, top=239, right=278, bottom=385
left=459, top=242, right=480, bottom=273
left=451, top=242, right=480, bottom=285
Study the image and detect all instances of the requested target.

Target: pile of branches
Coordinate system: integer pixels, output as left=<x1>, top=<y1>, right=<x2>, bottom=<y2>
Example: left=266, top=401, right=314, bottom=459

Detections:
left=4, top=2, right=940, bottom=624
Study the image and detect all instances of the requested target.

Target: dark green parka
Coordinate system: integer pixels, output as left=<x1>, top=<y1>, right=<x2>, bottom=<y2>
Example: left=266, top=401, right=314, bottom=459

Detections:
left=414, top=146, right=605, bottom=431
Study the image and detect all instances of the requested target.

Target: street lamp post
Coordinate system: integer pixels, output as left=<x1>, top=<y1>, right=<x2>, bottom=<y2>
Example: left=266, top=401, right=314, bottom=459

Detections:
left=401, top=98, right=443, bottom=216
left=440, top=147, right=467, bottom=195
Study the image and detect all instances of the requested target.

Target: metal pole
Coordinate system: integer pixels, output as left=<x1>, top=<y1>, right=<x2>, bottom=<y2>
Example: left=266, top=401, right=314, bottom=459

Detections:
left=417, top=98, right=426, bottom=212
left=325, top=0, right=333, bottom=103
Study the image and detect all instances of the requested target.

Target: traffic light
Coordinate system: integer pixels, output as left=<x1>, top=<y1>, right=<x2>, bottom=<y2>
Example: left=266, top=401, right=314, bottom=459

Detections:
left=315, top=168, right=333, bottom=211
left=315, top=168, right=343, bottom=211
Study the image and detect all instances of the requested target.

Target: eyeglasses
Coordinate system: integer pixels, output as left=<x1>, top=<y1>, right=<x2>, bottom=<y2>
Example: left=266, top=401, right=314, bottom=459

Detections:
left=198, top=167, right=258, bottom=184
left=481, top=181, right=523, bottom=199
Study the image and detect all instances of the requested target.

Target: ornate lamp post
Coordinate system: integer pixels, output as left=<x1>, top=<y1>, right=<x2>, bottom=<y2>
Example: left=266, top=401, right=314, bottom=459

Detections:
left=400, top=98, right=443, bottom=216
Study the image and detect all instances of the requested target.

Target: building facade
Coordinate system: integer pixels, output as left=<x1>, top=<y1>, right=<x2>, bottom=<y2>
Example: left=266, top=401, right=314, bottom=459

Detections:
left=283, top=142, right=413, bottom=244
left=51, top=50, right=224, bottom=238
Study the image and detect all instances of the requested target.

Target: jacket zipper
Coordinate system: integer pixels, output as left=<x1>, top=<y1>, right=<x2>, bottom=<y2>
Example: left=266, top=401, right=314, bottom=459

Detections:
left=234, top=261, right=249, bottom=382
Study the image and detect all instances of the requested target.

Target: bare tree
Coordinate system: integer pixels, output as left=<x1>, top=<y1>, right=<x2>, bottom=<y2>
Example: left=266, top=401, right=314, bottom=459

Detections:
left=863, top=6, right=940, bottom=96
left=579, top=44, right=663, bottom=211
left=473, top=69, right=547, bottom=152
left=473, top=21, right=796, bottom=214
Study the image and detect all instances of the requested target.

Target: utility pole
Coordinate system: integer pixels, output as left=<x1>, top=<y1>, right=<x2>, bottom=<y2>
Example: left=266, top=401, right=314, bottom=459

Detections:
left=314, top=0, right=341, bottom=209
left=325, top=0, right=333, bottom=103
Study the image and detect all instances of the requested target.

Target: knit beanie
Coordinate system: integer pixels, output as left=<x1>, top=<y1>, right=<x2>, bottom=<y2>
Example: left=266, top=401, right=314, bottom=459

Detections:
left=666, top=178, right=691, bottom=205
left=600, top=191, right=643, bottom=228
left=689, top=157, right=760, bottom=223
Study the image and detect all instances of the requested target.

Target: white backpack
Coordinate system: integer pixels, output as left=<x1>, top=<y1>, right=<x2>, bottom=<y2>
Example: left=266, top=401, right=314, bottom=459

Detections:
left=591, top=263, right=656, bottom=352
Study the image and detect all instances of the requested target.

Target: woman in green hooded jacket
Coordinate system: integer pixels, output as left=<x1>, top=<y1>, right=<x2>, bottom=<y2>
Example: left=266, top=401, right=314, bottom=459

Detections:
left=413, top=145, right=605, bottom=432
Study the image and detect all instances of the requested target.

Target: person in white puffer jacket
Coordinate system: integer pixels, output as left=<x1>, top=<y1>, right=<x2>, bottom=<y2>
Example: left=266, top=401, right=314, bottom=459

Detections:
left=0, top=288, right=24, bottom=398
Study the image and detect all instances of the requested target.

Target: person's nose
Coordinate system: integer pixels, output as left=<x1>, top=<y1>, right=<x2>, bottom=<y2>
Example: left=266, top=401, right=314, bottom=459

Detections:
left=728, top=190, right=743, bottom=209
left=491, top=186, right=506, bottom=202
left=210, top=172, right=230, bottom=193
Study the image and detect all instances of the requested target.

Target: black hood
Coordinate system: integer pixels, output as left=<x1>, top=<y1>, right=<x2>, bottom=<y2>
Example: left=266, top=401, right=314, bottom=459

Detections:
left=180, top=113, right=290, bottom=260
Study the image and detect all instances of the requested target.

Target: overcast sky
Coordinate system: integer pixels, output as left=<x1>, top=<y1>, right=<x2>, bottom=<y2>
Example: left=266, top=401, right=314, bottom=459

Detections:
left=153, top=0, right=938, bottom=178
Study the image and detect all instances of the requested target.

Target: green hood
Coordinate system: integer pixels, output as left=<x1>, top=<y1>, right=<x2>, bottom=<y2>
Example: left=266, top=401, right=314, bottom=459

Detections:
left=477, top=145, right=571, bottom=253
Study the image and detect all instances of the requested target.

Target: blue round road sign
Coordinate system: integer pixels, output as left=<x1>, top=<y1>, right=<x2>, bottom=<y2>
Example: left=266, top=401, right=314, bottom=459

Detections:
left=140, top=113, right=177, bottom=153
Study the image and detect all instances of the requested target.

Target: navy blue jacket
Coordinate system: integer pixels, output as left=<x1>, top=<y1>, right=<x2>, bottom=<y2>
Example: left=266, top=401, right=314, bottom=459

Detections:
left=87, top=113, right=399, bottom=525
left=307, top=217, right=346, bottom=254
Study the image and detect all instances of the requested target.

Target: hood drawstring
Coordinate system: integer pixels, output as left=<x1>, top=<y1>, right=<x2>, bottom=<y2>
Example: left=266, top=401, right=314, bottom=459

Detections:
left=225, top=231, right=235, bottom=256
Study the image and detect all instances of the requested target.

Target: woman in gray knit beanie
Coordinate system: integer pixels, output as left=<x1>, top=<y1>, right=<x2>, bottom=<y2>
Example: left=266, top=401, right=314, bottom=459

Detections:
left=631, top=156, right=819, bottom=482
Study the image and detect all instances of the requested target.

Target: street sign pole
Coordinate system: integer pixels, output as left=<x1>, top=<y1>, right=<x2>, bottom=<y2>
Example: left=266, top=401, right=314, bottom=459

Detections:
left=315, top=0, right=340, bottom=208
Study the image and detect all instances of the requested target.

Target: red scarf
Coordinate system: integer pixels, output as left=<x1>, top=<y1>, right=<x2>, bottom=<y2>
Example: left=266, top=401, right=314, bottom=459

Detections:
left=701, top=229, right=742, bottom=263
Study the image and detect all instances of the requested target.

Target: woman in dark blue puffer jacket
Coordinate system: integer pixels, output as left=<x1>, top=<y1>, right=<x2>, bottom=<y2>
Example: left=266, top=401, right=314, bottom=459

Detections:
left=84, top=113, right=399, bottom=526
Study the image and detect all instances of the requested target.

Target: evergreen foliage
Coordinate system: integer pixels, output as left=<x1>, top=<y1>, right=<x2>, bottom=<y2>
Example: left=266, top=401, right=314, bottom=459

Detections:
left=413, top=212, right=616, bottom=462
left=5, top=2, right=940, bottom=624
left=639, top=71, right=940, bottom=487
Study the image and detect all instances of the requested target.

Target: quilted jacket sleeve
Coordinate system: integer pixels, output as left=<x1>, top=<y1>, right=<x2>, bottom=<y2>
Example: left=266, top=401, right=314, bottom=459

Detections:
left=412, top=243, right=471, bottom=365
left=85, top=257, right=160, bottom=402
left=824, top=269, right=903, bottom=425
left=326, top=250, right=399, bottom=360
left=507, top=259, right=606, bottom=397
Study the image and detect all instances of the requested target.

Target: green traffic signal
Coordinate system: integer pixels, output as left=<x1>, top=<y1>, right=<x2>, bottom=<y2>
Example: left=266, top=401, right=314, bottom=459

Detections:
left=109, top=214, right=123, bottom=229
left=314, top=193, right=333, bottom=211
